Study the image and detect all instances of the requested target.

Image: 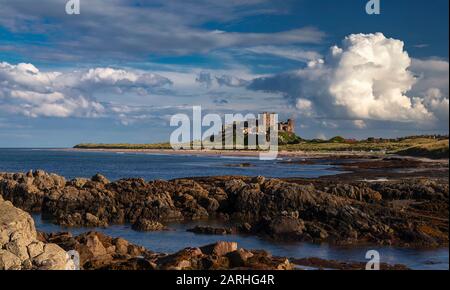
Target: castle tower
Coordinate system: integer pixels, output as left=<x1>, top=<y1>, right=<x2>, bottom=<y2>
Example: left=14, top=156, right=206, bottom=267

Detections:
left=287, top=119, right=295, bottom=134
left=261, top=112, right=275, bottom=127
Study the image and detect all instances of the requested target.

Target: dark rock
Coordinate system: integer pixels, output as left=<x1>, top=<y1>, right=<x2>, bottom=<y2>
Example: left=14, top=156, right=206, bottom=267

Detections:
left=251, top=176, right=266, bottom=185
left=157, top=247, right=204, bottom=270
left=91, top=174, right=110, bottom=184
left=1, top=170, right=448, bottom=247
left=259, top=216, right=306, bottom=240
left=100, top=258, right=156, bottom=270
left=187, top=226, right=234, bottom=235
left=132, top=218, right=166, bottom=232
left=200, top=241, right=237, bottom=257
left=226, top=249, right=254, bottom=267
left=39, top=231, right=153, bottom=270
left=292, top=257, right=410, bottom=270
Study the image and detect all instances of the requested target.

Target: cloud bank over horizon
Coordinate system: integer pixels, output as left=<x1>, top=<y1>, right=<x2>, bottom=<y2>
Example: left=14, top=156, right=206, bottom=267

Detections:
left=1, top=34, right=448, bottom=133
left=0, top=62, right=172, bottom=118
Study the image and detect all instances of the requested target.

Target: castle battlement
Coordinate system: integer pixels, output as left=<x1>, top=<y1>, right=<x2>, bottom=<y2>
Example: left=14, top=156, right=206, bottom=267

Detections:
left=221, top=113, right=295, bottom=135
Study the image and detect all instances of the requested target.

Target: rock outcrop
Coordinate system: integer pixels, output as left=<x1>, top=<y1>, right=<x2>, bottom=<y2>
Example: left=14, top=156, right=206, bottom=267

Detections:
left=2, top=153, right=444, bottom=271
left=187, top=226, right=235, bottom=235
left=1, top=171, right=448, bottom=247
left=39, top=232, right=295, bottom=270
left=0, top=195, right=72, bottom=270
left=39, top=231, right=153, bottom=270
left=132, top=218, right=166, bottom=232
left=291, top=257, right=409, bottom=270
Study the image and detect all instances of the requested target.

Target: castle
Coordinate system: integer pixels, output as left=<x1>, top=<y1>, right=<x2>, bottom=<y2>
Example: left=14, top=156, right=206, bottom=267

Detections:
left=223, top=112, right=295, bottom=136
left=261, top=112, right=295, bottom=134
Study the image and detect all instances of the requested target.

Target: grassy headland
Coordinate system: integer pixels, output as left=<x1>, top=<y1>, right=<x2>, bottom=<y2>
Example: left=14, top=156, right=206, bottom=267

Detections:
left=284, top=136, right=449, bottom=159
left=74, top=135, right=449, bottom=159
left=74, top=142, right=173, bottom=150
left=395, top=139, right=449, bottom=159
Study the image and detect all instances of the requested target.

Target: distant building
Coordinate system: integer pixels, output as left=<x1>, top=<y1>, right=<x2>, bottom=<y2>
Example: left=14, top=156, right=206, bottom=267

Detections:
left=261, top=112, right=273, bottom=127
left=220, top=112, right=295, bottom=136
left=260, top=112, right=295, bottom=134
left=278, top=119, right=295, bottom=134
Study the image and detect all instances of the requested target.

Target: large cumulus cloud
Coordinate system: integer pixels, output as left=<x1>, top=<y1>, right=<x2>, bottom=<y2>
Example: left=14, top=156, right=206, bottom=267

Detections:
left=249, top=33, right=449, bottom=129
left=0, top=62, right=172, bottom=118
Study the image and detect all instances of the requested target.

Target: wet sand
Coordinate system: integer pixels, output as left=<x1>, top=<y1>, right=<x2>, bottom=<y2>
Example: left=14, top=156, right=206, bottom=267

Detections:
left=66, top=148, right=448, bottom=163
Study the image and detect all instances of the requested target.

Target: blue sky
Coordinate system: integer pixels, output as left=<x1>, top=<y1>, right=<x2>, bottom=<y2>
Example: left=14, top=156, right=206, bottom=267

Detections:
left=0, top=0, right=448, bottom=147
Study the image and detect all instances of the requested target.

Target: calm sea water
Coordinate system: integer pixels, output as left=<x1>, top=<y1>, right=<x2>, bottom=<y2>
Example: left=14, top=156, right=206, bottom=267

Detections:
left=34, top=216, right=449, bottom=270
left=0, top=148, right=341, bottom=180
left=1, top=149, right=448, bottom=270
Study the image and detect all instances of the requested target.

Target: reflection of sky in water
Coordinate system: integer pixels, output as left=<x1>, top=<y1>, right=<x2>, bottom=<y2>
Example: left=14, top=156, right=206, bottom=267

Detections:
left=34, top=216, right=449, bottom=270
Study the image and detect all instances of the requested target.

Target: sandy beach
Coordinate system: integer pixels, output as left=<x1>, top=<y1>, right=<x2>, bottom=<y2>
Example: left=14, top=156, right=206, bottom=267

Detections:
left=62, top=148, right=450, bottom=165
left=64, top=148, right=387, bottom=159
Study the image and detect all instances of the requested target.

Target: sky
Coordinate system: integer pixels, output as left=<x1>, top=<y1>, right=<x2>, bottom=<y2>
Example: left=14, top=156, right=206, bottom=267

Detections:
left=0, top=0, right=448, bottom=147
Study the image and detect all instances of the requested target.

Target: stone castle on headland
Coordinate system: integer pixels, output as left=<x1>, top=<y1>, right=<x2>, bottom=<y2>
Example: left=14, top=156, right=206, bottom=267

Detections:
left=221, top=112, right=295, bottom=136
left=261, top=112, right=295, bottom=134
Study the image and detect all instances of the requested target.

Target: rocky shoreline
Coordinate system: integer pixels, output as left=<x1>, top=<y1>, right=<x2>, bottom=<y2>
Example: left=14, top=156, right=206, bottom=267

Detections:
left=1, top=196, right=409, bottom=270
left=39, top=231, right=296, bottom=270
left=0, top=158, right=448, bottom=248
left=0, top=156, right=448, bottom=270
left=0, top=195, right=303, bottom=270
left=0, top=195, right=74, bottom=270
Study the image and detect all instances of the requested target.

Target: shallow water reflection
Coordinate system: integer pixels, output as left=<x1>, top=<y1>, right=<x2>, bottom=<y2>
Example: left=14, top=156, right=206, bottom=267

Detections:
left=33, top=215, right=449, bottom=270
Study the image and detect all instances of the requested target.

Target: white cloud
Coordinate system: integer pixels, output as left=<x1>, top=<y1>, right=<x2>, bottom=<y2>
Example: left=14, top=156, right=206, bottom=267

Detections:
left=296, top=98, right=314, bottom=117
left=80, top=68, right=172, bottom=89
left=0, top=1, right=325, bottom=60
left=195, top=71, right=251, bottom=88
left=327, top=33, right=433, bottom=122
left=249, top=33, right=449, bottom=130
left=321, top=120, right=338, bottom=129
left=410, top=58, right=449, bottom=100
left=422, top=88, right=449, bottom=123
left=244, top=46, right=322, bottom=62
left=0, top=61, right=171, bottom=118
left=353, top=120, right=367, bottom=129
